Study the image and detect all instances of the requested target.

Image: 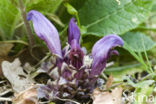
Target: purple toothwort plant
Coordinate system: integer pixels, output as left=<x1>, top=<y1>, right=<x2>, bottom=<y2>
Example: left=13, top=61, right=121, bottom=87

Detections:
left=27, top=10, right=123, bottom=104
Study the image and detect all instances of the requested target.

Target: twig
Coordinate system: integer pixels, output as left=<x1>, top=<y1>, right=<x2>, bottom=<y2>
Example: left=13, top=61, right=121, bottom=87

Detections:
left=56, top=97, right=80, bottom=104
left=0, top=89, right=12, bottom=97
left=106, top=61, right=114, bottom=67
left=0, top=97, right=12, bottom=101
left=39, top=101, right=50, bottom=104
left=0, top=80, right=7, bottom=84
left=18, top=0, right=35, bottom=48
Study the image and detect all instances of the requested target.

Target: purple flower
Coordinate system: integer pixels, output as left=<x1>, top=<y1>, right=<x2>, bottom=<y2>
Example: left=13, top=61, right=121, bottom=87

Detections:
left=90, top=35, right=123, bottom=76
left=68, top=18, right=80, bottom=45
left=69, top=39, right=84, bottom=69
left=27, top=10, right=62, bottom=58
left=67, top=18, right=84, bottom=69
left=27, top=10, right=123, bottom=103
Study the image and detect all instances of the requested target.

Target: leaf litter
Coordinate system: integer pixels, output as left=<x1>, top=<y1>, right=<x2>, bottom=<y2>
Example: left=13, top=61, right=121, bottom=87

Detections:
left=0, top=58, right=39, bottom=104
left=2, top=58, right=35, bottom=93
left=0, top=0, right=156, bottom=103
left=92, top=74, right=122, bottom=104
left=0, top=56, right=155, bottom=104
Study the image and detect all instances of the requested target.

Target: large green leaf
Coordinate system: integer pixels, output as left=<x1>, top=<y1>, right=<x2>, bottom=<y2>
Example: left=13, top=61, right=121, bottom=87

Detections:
left=122, top=32, right=156, bottom=52
left=0, top=0, right=19, bottom=39
left=26, top=0, right=63, bottom=13
left=78, top=0, right=153, bottom=36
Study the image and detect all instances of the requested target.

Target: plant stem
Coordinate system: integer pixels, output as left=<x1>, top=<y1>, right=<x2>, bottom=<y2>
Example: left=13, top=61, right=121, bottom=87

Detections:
left=0, top=97, right=12, bottom=101
left=141, top=35, right=153, bottom=73
left=101, top=72, right=108, bottom=80
left=75, top=14, right=83, bottom=44
left=59, top=25, right=68, bottom=36
left=76, top=14, right=80, bottom=27
left=18, top=0, right=35, bottom=48
left=34, top=52, right=51, bottom=68
left=124, top=42, right=150, bottom=73
left=0, top=40, right=28, bottom=45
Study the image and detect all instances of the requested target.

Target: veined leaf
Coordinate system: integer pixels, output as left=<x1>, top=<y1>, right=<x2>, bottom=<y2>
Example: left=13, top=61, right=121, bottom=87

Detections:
left=122, top=32, right=156, bottom=52
left=78, top=0, right=153, bottom=36
left=26, top=0, right=63, bottom=13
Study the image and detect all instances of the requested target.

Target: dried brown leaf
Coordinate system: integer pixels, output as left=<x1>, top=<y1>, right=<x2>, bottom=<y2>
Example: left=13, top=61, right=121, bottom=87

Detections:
left=0, top=43, right=13, bottom=57
left=13, top=86, right=38, bottom=104
left=106, top=73, right=113, bottom=89
left=92, top=87, right=123, bottom=104
left=0, top=43, right=14, bottom=76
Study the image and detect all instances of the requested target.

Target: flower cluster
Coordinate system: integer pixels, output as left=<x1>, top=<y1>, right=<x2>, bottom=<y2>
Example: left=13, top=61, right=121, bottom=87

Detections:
left=27, top=10, right=123, bottom=103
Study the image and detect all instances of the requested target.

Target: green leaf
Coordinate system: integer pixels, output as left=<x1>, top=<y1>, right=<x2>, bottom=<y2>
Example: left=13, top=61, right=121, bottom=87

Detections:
left=26, top=0, right=63, bottom=13
left=105, top=63, right=144, bottom=80
left=136, top=80, right=154, bottom=88
left=0, top=0, right=19, bottom=40
left=122, top=32, right=156, bottom=52
left=134, top=85, right=154, bottom=104
left=78, top=0, right=153, bottom=36
left=82, top=35, right=100, bottom=52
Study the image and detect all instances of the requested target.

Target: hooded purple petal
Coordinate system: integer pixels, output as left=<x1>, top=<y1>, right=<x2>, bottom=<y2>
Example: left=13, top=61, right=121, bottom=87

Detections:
left=69, top=39, right=84, bottom=69
left=90, top=34, right=123, bottom=76
left=27, top=10, right=62, bottom=58
left=68, top=18, right=80, bottom=45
